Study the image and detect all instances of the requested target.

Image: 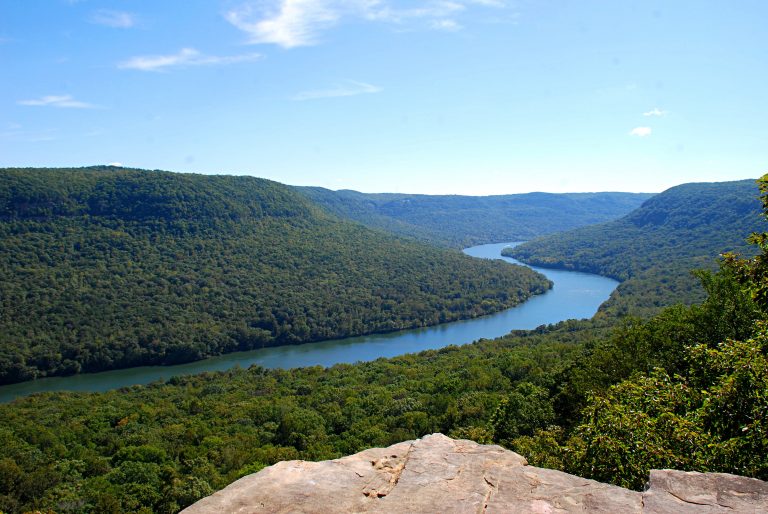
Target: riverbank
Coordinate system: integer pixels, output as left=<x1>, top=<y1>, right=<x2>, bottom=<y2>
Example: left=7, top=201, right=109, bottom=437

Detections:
left=0, top=242, right=617, bottom=402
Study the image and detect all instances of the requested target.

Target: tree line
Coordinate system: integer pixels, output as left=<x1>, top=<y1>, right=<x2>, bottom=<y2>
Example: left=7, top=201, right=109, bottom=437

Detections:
left=0, top=167, right=550, bottom=384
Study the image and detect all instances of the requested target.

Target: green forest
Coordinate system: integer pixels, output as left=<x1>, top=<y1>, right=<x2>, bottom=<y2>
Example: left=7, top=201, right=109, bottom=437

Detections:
left=0, top=171, right=766, bottom=513
left=297, top=186, right=651, bottom=247
left=506, top=179, right=763, bottom=317
left=0, top=167, right=550, bottom=385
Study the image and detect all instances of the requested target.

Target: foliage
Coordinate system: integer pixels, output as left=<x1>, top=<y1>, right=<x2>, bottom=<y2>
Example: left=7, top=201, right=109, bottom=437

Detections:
left=0, top=167, right=550, bottom=384
left=0, top=323, right=601, bottom=512
left=514, top=176, right=768, bottom=489
left=506, top=179, right=762, bottom=317
left=297, top=186, right=651, bottom=247
left=567, top=325, right=768, bottom=489
left=490, top=382, right=554, bottom=445
left=723, top=176, right=768, bottom=310
left=551, top=265, right=762, bottom=425
left=568, top=369, right=710, bottom=489
left=0, top=172, right=766, bottom=511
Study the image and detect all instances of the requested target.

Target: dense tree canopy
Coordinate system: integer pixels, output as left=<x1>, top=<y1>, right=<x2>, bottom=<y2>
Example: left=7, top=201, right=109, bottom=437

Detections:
left=297, top=186, right=651, bottom=247
left=505, top=179, right=762, bottom=317
left=0, top=173, right=765, bottom=513
left=507, top=176, right=768, bottom=489
left=0, top=167, right=550, bottom=384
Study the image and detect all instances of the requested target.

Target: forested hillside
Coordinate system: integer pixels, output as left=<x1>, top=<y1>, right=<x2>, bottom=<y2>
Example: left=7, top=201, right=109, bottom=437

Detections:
left=1, top=177, right=766, bottom=514
left=0, top=167, right=550, bottom=385
left=505, top=179, right=762, bottom=317
left=297, top=187, right=652, bottom=247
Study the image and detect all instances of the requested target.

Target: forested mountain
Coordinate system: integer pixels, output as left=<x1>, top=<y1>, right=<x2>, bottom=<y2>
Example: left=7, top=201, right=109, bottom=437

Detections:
left=296, top=187, right=652, bottom=247
left=2, top=178, right=766, bottom=514
left=0, top=167, right=550, bottom=385
left=505, top=179, right=763, bottom=317
left=0, top=170, right=768, bottom=513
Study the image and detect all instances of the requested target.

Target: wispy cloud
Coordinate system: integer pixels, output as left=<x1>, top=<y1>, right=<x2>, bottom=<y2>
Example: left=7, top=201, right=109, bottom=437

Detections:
left=363, top=1, right=466, bottom=24
left=293, top=80, right=382, bottom=100
left=225, top=0, right=510, bottom=48
left=90, top=9, right=137, bottom=28
left=118, top=48, right=262, bottom=72
left=225, top=0, right=339, bottom=48
left=643, top=107, right=667, bottom=117
left=629, top=126, right=652, bottom=137
left=18, top=95, right=99, bottom=109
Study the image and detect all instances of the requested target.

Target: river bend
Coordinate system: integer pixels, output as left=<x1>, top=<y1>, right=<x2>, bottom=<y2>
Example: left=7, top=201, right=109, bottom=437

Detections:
left=0, top=242, right=618, bottom=402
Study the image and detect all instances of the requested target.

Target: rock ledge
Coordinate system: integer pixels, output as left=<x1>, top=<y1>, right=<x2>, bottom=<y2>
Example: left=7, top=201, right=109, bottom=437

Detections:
left=183, top=433, right=768, bottom=513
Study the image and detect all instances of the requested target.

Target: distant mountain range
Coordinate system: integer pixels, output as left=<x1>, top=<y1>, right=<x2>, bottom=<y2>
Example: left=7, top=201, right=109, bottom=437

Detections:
left=2, top=168, right=765, bottom=514
left=296, top=187, right=652, bottom=247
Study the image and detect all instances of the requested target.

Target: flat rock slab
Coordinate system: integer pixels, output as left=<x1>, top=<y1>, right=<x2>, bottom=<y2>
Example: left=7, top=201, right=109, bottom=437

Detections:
left=183, top=433, right=768, bottom=514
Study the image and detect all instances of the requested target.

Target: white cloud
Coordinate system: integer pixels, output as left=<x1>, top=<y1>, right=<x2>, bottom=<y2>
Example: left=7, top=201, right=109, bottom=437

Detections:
left=226, top=0, right=509, bottom=48
left=108, top=162, right=123, bottom=167
left=629, top=126, right=652, bottom=137
left=118, top=48, right=262, bottom=71
left=225, top=0, right=339, bottom=48
left=90, top=9, right=137, bottom=28
left=293, top=80, right=382, bottom=100
left=18, top=95, right=98, bottom=109
left=643, top=107, right=667, bottom=117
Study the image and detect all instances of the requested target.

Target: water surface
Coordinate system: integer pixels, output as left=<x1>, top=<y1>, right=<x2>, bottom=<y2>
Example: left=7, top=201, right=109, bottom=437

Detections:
left=0, top=242, right=618, bottom=402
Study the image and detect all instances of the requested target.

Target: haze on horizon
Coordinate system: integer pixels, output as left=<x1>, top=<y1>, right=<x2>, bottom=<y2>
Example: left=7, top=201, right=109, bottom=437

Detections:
left=1, top=1, right=766, bottom=195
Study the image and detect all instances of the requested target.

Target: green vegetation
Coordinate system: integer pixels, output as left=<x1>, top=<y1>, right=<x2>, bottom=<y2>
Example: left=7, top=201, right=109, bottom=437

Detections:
left=508, top=178, right=768, bottom=490
left=0, top=167, right=550, bottom=385
left=1, top=173, right=765, bottom=513
left=3, top=216, right=766, bottom=512
left=0, top=323, right=601, bottom=513
left=297, top=187, right=651, bottom=247
left=505, top=179, right=762, bottom=317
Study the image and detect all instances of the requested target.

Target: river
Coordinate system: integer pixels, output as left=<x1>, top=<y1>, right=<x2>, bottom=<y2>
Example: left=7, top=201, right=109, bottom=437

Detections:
left=0, top=242, right=618, bottom=403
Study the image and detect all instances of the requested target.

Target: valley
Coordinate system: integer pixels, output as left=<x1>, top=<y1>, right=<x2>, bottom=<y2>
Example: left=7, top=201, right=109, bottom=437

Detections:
left=1, top=170, right=766, bottom=513
left=0, top=167, right=552, bottom=385
left=0, top=242, right=617, bottom=402
left=4, top=4, right=766, bottom=512
left=296, top=187, right=652, bottom=247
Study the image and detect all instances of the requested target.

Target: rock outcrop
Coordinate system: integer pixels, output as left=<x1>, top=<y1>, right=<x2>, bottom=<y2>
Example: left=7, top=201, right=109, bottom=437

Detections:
left=183, top=433, right=768, bottom=513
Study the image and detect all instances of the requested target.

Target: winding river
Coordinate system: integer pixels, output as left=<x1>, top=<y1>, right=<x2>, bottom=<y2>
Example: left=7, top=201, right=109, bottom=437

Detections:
left=0, top=242, right=618, bottom=403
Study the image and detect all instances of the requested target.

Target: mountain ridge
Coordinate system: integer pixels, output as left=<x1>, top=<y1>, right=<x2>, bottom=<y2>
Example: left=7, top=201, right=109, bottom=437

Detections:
left=505, top=178, right=762, bottom=316
left=296, top=186, right=653, bottom=247
left=0, top=166, right=550, bottom=384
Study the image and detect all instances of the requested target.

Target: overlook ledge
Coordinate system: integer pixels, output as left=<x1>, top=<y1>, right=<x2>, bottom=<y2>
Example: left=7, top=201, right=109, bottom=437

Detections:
left=182, top=433, right=768, bottom=513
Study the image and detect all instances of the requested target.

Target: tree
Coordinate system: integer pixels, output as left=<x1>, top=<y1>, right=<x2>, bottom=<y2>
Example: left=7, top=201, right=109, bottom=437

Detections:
left=490, top=382, right=554, bottom=445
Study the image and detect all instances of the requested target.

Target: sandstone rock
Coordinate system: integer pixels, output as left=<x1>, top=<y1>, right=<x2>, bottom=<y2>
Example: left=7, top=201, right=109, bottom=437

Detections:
left=182, top=433, right=768, bottom=513
left=642, top=469, right=768, bottom=513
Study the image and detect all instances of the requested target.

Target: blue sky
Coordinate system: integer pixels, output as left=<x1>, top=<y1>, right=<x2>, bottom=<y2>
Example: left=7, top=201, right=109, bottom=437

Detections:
left=1, top=1, right=766, bottom=194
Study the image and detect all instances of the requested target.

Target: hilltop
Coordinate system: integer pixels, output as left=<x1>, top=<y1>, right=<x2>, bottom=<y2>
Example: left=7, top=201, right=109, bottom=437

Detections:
left=1, top=176, right=766, bottom=513
left=296, top=187, right=651, bottom=247
left=505, top=179, right=762, bottom=316
left=0, top=166, right=549, bottom=384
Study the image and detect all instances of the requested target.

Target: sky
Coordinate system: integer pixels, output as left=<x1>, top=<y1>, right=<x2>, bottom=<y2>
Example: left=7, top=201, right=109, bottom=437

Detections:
left=1, top=0, right=766, bottom=195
